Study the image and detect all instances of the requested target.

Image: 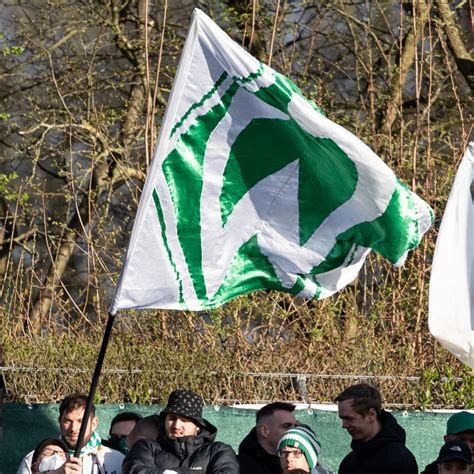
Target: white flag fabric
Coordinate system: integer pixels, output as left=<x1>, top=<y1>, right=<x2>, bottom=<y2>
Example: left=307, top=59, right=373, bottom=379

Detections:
left=429, top=143, right=474, bottom=368
left=109, top=9, right=432, bottom=313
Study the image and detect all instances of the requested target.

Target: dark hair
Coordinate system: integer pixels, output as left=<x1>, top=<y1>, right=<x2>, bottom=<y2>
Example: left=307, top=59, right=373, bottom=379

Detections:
left=335, top=384, right=382, bottom=418
left=109, top=412, right=142, bottom=434
left=32, top=438, right=68, bottom=464
left=256, top=402, right=296, bottom=423
left=59, top=393, right=95, bottom=418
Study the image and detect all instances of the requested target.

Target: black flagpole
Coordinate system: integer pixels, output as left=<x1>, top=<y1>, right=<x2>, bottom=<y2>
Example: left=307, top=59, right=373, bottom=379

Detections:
left=73, top=311, right=116, bottom=458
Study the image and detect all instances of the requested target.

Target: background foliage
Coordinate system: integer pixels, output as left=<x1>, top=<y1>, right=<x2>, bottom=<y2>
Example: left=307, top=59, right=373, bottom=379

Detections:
left=0, top=0, right=472, bottom=407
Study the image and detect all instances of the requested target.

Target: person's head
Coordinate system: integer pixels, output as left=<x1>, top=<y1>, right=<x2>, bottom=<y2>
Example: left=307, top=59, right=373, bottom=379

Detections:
left=160, top=389, right=204, bottom=439
left=437, top=440, right=472, bottom=474
left=335, top=383, right=382, bottom=442
left=126, top=416, right=160, bottom=449
left=104, top=412, right=142, bottom=454
left=444, top=412, right=474, bottom=461
left=58, top=393, right=98, bottom=450
left=277, top=426, right=321, bottom=473
left=256, top=402, right=297, bottom=454
left=109, top=412, right=141, bottom=437
left=31, top=438, right=68, bottom=473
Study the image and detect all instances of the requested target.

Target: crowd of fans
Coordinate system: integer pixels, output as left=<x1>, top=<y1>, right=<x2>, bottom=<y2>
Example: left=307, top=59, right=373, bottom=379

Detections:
left=16, top=383, right=474, bottom=473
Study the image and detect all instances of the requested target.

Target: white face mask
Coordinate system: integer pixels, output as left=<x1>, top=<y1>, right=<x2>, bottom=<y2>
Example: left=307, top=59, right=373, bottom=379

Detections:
left=37, top=453, right=66, bottom=472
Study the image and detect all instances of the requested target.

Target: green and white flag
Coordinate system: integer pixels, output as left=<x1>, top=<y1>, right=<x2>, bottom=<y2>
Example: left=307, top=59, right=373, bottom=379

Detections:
left=110, top=9, right=432, bottom=313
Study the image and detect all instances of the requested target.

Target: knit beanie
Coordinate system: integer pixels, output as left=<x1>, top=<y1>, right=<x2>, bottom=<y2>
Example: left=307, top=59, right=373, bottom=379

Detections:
left=277, top=426, right=321, bottom=470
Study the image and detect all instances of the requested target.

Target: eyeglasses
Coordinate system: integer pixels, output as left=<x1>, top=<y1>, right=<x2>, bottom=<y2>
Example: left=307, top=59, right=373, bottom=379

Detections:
left=277, top=449, right=304, bottom=459
left=40, top=448, right=66, bottom=458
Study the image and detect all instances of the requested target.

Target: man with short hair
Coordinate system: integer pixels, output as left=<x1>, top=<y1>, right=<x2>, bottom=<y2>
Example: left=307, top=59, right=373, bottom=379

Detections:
left=335, top=383, right=417, bottom=474
left=422, top=411, right=474, bottom=474
left=103, top=412, right=142, bottom=454
left=436, top=440, right=472, bottom=474
left=238, top=401, right=297, bottom=474
left=17, top=393, right=124, bottom=473
left=123, top=389, right=239, bottom=473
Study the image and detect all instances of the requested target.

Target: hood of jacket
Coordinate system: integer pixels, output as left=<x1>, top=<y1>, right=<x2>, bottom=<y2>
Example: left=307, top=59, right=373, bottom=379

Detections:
left=239, top=427, right=280, bottom=464
left=239, top=427, right=264, bottom=455
left=350, top=410, right=407, bottom=458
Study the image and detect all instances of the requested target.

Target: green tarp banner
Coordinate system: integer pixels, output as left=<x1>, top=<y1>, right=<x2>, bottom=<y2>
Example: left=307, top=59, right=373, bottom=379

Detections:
left=0, top=403, right=451, bottom=473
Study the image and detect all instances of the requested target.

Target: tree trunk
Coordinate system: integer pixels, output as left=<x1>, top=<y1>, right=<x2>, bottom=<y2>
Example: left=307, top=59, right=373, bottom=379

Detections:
left=381, top=1, right=429, bottom=133
left=435, top=0, right=473, bottom=89
left=28, top=228, right=78, bottom=334
left=0, top=198, right=16, bottom=287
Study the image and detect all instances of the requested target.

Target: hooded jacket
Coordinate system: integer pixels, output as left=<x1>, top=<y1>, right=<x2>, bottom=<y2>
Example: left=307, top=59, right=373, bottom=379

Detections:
left=421, top=450, right=474, bottom=474
left=238, top=427, right=282, bottom=474
left=421, top=460, right=437, bottom=474
left=122, top=417, right=238, bottom=474
left=338, top=410, right=418, bottom=474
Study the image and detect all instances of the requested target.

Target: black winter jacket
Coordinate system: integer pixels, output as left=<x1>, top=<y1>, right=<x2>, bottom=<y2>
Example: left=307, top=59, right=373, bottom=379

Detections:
left=123, top=418, right=239, bottom=474
left=338, top=410, right=418, bottom=474
left=238, top=427, right=281, bottom=474
left=421, top=460, right=438, bottom=474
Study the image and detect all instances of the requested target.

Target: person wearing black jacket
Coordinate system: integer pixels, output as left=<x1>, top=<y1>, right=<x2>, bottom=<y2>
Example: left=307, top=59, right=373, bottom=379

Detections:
left=335, top=383, right=417, bottom=474
left=123, top=389, right=239, bottom=474
left=238, top=402, right=297, bottom=474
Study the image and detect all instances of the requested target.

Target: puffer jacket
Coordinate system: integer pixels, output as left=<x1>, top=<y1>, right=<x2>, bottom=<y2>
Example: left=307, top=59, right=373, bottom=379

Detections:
left=338, top=410, right=418, bottom=474
left=123, top=417, right=239, bottom=474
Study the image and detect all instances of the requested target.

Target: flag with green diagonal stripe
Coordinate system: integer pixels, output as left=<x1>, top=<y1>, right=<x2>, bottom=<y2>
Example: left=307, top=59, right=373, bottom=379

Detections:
left=110, top=9, right=433, bottom=313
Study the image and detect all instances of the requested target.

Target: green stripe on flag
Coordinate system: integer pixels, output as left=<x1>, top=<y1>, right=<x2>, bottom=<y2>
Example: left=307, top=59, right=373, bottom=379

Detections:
left=170, top=71, right=229, bottom=138
left=152, top=188, right=184, bottom=305
left=163, top=81, right=241, bottom=302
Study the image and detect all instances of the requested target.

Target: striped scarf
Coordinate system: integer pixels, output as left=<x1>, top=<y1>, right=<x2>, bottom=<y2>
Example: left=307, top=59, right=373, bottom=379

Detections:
left=63, top=431, right=102, bottom=458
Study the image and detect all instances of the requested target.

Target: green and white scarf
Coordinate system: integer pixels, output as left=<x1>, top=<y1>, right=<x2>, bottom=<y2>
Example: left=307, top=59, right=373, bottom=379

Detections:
left=63, top=431, right=102, bottom=458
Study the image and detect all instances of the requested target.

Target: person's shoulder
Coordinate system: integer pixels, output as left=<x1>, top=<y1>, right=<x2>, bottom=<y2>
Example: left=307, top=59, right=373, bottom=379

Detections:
left=16, top=450, right=34, bottom=474
left=206, top=440, right=237, bottom=455
left=383, top=442, right=417, bottom=471
left=204, top=440, right=239, bottom=473
left=129, top=437, right=164, bottom=457
left=388, top=441, right=416, bottom=458
left=213, top=440, right=235, bottom=448
left=99, top=444, right=124, bottom=454
left=238, top=427, right=257, bottom=452
left=420, top=459, right=438, bottom=474
left=337, top=451, right=355, bottom=474
left=98, top=444, right=125, bottom=463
